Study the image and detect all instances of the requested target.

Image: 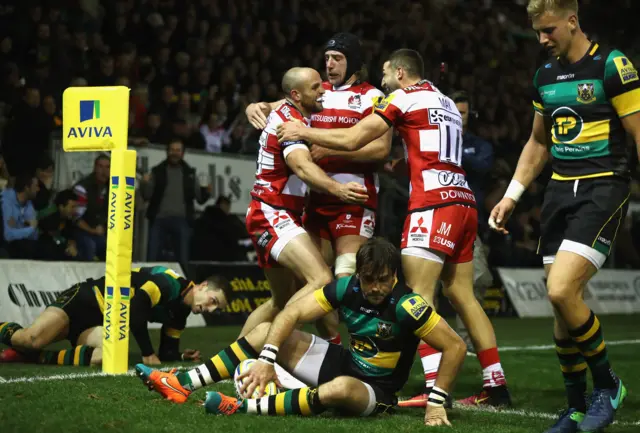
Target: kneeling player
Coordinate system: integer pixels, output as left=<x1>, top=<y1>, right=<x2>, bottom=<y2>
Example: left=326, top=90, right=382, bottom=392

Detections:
left=136, top=238, right=466, bottom=426
left=0, top=267, right=230, bottom=367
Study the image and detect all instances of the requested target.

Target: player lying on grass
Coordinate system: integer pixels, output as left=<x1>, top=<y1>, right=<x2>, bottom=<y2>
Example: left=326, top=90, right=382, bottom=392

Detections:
left=136, top=238, right=467, bottom=426
left=0, top=266, right=231, bottom=367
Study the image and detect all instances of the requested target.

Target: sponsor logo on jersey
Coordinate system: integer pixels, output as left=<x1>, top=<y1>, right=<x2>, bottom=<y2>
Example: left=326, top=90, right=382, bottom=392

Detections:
left=613, top=57, right=638, bottom=85
left=348, top=94, right=361, bottom=109
left=374, top=94, right=396, bottom=112
left=552, top=106, right=584, bottom=143
left=433, top=235, right=455, bottom=249
left=557, top=73, right=575, bottom=80
left=401, top=296, right=428, bottom=320
left=376, top=321, right=394, bottom=339
left=577, top=83, right=596, bottom=104
left=256, top=231, right=273, bottom=249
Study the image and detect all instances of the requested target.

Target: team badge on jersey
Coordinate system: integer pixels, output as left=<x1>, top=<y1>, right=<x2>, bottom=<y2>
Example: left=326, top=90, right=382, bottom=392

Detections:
left=376, top=321, right=394, bottom=339
left=401, top=296, right=428, bottom=320
left=577, top=83, right=596, bottom=104
left=348, top=94, right=361, bottom=109
left=374, top=94, right=395, bottom=112
left=613, top=57, right=638, bottom=84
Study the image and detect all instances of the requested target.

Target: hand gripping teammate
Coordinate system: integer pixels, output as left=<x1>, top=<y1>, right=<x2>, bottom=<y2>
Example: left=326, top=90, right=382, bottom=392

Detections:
left=278, top=49, right=512, bottom=408
left=136, top=238, right=466, bottom=426
left=246, top=34, right=391, bottom=345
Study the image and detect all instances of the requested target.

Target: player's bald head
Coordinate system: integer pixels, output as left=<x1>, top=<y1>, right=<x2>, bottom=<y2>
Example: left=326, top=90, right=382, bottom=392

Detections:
left=281, top=67, right=317, bottom=95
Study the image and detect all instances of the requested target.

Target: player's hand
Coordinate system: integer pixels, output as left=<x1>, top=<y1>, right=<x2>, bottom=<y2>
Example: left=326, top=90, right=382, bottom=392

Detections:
left=245, top=102, right=271, bottom=129
left=335, top=182, right=368, bottom=205
left=425, top=405, right=451, bottom=427
left=488, top=197, right=517, bottom=235
left=276, top=120, right=306, bottom=143
left=310, top=144, right=331, bottom=162
left=65, top=242, right=78, bottom=257
left=27, top=219, right=38, bottom=228
left=142, top=172, right=152, bottom=183
left=94, top=225, right=105, bottom=236
left=237, top=361, right=281, bottom=399
left=142, top=354, right=162, bottom=365
left=181, top=349, right=201, bottom=363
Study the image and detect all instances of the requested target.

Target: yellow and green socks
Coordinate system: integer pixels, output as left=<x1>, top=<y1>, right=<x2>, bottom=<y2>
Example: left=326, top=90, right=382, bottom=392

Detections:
left=554, top=337, right=587, bottom=411
left=568, top=311, right=617, bottom=389
left=178, top=337, right=258, bottom=391
left=0, top=322, right=22, bottom=346
left=239, top=387, right=326, bottom=416
left=38, top=345, right=95, bottom=366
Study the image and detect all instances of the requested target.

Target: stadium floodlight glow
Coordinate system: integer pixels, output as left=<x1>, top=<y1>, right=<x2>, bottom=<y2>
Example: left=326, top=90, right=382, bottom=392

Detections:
left=63, top=86, right=136, bottom=374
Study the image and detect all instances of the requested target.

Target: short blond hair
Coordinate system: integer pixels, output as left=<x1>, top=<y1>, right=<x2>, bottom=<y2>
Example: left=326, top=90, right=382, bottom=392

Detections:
left=527, top=0, right=578, bottom=19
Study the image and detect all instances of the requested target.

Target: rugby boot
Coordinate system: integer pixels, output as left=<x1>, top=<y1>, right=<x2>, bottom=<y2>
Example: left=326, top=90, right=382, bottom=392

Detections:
left=135, top=364, right=191, bottom=403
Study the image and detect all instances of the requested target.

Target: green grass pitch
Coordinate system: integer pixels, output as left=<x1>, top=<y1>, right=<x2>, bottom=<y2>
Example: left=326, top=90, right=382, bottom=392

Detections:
left=1, top=315, right=638, bottom=433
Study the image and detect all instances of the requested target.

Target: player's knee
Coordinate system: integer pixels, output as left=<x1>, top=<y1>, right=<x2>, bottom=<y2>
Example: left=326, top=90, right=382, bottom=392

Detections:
left=334, top=253, right=356, bottom=277
left=19, top=329, right=47, bottom=350
left=443, top=283, right=477, bottom=308
left=324, top=376, right=354, bottom=403
left=546, top=277, right=579, bottom=307
left=309, top=267, right=333, bottom=289
left=90, top=348, right=102, bottom=366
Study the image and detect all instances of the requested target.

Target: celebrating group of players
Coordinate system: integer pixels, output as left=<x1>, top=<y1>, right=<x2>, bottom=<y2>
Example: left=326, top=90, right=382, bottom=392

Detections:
left=1, top=0, right=638, bottom=431
left=133, top=0, right=639, bottom=430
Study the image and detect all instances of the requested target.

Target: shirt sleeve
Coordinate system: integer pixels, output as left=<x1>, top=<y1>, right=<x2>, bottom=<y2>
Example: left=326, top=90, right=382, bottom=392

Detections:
left=158, top=307, right=189, bottom=362
left=362, top=88, right=386, bottom=115
left=395, top=294, right=441, bottom=340
left=374, top=90, right=408, bottom=126
left=313, top=276, right=352, bottom=313
left=138, top=274, right=177, bottom=308
left=280, top=113, right=310, bottom=158
left=130, top=290, right=155, bottom=356
left=532, top=68, right=544, bottom=115
left=604, top=50, right=640, bottom=119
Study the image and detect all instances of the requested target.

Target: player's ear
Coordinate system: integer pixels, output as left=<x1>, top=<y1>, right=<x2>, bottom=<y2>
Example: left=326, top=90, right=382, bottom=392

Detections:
left=567, top=15, right=578, bottom=32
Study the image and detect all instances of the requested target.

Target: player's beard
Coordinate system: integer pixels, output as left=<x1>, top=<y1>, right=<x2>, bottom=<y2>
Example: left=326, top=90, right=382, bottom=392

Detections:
left=303, top=95, right=324, bottom=114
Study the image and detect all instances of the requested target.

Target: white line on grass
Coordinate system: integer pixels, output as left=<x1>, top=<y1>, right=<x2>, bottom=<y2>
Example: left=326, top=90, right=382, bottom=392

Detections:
left=454, top=403, right=640, bottom=427
left=0, top=367, right=233, bottom=385
left=464, top=339, right=640, bottom=356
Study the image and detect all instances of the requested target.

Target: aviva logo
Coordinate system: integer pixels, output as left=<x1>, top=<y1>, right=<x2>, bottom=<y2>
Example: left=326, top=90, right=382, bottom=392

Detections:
left=80, top=100, right=101, bottom=122
left=68, top=100, right=112, bottom=139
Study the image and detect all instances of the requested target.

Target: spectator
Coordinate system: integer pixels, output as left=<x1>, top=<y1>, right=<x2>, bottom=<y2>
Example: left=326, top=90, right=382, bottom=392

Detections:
left=37, top=189, right=79, bottom=260
left=141, top=138, right=210, bottom=265
left=33, top=154, right=54, bottom=211
left=2, top=173, right=39, bottom=258
left=0, top=155, right=10, bottom=191
left=452, top=90, right=494, bottom=237
left=73, top=154, right=110, bottom=261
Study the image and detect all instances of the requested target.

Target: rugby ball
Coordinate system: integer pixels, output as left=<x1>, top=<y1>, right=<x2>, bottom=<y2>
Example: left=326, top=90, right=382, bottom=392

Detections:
left=234, top=358, right=279, bottom=399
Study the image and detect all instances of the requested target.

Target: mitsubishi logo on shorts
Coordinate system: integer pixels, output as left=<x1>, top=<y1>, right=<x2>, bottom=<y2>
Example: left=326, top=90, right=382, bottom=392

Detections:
left=272, top=212, right=290, bottom=225
left=410, top=217, right=428, bottom=234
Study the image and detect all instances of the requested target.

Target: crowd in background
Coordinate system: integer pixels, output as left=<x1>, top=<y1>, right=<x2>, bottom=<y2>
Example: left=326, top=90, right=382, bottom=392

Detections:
left=0, top=0, right=638, bottom=268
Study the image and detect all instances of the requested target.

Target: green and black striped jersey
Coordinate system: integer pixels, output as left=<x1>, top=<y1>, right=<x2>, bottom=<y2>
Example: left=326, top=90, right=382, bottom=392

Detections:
left=532, top=42, right=640, bottom=180
left=314, top=275, right=441, bottom=392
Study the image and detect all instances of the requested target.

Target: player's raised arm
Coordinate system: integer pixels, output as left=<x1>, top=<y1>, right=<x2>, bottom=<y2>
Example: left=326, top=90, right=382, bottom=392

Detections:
left=311, top=128, right=393, bottom=163
left=245, top=100, right=286, bottom=129
left=278, top=112, right=391, bottom=152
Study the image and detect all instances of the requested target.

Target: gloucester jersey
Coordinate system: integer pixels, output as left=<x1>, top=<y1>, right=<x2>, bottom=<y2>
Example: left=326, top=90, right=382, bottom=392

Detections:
left=251, top=101, right=311, bottom=214
left=374, top=80, right=476, bottom=212
left=309, top=81, right=384, bottom=211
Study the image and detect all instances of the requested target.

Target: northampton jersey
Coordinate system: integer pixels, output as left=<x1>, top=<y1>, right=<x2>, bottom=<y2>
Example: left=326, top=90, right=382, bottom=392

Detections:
left=314, top=275, right=441, bottom=392
left=532, top=42, right=640, bottom=179
left=374, top=80, right=476, bottom=212
left=309, top=82, right=383, bottom=211
left=89, top=266, right=193, bottom=324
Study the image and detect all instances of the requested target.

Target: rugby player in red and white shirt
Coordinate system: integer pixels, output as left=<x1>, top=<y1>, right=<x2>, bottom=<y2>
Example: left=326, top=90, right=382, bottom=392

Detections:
left=241, top=66, right=368, bottom=338
left=278, top=49, right=512, bottom=421
left=246, top=33, right=391, bottom=288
